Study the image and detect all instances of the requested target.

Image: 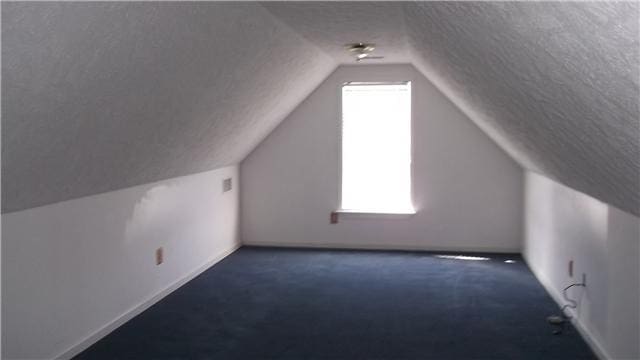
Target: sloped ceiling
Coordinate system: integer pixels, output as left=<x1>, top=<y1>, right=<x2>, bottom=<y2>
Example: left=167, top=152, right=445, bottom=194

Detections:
left=403, top=2, right=640, bottom=216
left=1, top=2, right=336, bottom=213
left=3, top=2, right=639, bottom=216
left=266, top=1, right=639, bottom=216
left=262, top=2, right=410, bottom=64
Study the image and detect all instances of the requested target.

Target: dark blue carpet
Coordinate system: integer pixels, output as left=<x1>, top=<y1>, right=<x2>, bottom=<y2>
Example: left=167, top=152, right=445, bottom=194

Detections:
left=76, top=246, right=595, bottom=359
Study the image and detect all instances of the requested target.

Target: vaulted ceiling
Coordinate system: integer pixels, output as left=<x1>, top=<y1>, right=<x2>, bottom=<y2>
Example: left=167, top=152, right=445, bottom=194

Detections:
left=403, top=2, right=639, bottom=216
left=2, top=2, right=337, bottom=213
left=3, top=2, right=638, bottom=215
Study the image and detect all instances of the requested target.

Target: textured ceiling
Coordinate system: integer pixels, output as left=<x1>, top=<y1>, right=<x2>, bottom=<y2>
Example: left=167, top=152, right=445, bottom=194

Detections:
left=2, top=2, right=335, bottom=212
left=403, top=2, right=639, bottom=216
left=265, top=1, right=639, bottom=215
left=262, top=2, right=410, bottom=64
left=3, top=2, right=639, bottom=216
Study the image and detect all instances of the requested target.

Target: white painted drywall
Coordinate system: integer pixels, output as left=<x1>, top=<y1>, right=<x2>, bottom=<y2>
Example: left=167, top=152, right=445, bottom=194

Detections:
left=1, top=166, right=240, bottom=359
left=241, top=64, right=523, bottom=253
left=523, top=171, right=639, bottom=360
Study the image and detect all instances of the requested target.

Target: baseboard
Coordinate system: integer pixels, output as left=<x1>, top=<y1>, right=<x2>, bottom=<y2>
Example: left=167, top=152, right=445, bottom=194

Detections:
left=522, top=255, right=610, bottom=360
left=242, top=240, right=521, bottom=254
left=55, top=242, right=240, bottom=360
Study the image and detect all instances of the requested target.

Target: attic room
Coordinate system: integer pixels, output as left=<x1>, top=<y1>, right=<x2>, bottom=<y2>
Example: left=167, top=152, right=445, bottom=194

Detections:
left=1, top=1, right=638, bottom=359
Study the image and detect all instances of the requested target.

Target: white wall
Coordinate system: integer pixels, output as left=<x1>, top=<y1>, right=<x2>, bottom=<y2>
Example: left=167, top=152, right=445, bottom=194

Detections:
left=242, top=64, right=523, bottom=253
left=523, top=171, right=639, bottom=360
left=2, top=166, right=240, bottom=360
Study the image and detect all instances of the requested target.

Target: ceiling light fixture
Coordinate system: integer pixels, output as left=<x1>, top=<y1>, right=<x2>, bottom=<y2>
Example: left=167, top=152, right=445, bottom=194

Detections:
left=346, top=43, right=384, bottom=62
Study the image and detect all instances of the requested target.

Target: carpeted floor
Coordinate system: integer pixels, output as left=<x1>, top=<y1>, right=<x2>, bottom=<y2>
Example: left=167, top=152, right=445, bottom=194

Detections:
left=76, top=246, right=595, bottom=359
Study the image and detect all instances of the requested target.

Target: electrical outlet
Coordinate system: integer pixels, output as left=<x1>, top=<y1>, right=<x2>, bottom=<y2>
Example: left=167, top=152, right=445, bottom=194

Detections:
left=330, top=212, right=338, bottom=224
left=156, top=247, right=164, bottom=265
left=568, top=260, right=574, bottom=277
left=223, top=178, right=232, bottom=192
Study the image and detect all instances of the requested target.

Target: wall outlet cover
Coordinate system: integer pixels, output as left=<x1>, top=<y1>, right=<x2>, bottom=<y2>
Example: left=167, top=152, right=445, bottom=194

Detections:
left=330, top=212, right=338, bottom=224
left=569, top=260, right=574, bottom=277
left=156, top=247, right=164, bottom=265
left=223, top=178, right=232, bottom=192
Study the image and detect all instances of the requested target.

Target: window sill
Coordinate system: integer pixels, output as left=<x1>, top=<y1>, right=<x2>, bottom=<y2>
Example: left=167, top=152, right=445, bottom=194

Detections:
left=335, top=209, right=416, bottom=219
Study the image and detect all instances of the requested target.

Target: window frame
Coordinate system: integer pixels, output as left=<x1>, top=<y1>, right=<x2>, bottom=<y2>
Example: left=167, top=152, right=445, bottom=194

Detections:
left=337, top=81, right=416, bottom=216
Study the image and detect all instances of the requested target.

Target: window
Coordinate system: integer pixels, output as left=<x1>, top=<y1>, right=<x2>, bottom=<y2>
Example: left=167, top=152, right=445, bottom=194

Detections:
left=340, top=82, right=414, bottom=214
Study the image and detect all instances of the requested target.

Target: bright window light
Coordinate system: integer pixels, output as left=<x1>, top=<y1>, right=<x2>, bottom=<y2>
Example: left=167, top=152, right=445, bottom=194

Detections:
left=435, top=255, right=491, bottom=261
left=340, top=82, right=414, bottom=214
